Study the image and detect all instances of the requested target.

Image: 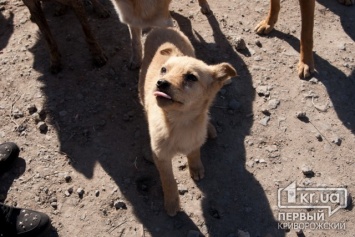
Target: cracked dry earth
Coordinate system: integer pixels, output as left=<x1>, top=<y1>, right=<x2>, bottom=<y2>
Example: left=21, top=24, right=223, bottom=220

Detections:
left=0, top=0, right=354, bottom=237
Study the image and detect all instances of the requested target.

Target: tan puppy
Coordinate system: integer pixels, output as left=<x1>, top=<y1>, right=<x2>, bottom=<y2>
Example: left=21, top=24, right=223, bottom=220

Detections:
left=139, top=28, right=236, bottom=216
left=110, top=0, right=211, bottom=69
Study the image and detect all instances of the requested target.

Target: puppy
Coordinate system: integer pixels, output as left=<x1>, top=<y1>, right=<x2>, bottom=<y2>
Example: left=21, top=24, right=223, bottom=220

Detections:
left=109, top=0, right=211, bottom=69
left=23, top=0, right=108, bottom=73
left=139, top=28, right=236, bottom=216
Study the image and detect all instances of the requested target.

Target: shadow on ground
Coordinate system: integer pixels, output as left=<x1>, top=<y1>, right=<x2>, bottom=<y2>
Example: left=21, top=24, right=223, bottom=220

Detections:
left=26, top=2, right=284, bottom=236
left=0, top=11, right=14, bottom=51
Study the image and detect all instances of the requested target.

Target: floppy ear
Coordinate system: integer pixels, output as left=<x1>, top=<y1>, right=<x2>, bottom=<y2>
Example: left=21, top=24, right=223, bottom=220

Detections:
left=211, top=63, right=237, bottom=82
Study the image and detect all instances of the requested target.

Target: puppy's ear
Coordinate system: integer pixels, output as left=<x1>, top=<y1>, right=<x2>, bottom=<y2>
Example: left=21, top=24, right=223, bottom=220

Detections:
left=211, top=63, right=237, bottom=82
left=160, top=47, right=174, bottom=56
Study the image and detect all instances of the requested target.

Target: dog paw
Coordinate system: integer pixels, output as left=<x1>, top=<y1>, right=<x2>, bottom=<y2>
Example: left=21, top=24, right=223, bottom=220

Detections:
left=338, top=0, right=354, bottom=6
left=93, top=53, right=108, bottom=67
left=255, top=20, right=274, bottom=34
left=164, top=196, right=180, bottom=216
left=298, top=61, right=314, bottom=79
left=189, top=165, right=205, bottom=181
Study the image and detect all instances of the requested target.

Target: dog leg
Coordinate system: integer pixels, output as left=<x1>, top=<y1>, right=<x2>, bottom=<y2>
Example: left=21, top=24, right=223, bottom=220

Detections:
left=153, top=154, right=180, bottom=216
left=198, top=0, right=212, bottom=15
left=23, top=0, right=62, bottom=73
left=128, top=25, right=142, bottom=70
left=187, top=149, right=205, bottom=181
left=255, top=0, right=280, bottom=34
left=71, top=0, right=107, bottom=67
left=298, top=0, right=315, bottom=79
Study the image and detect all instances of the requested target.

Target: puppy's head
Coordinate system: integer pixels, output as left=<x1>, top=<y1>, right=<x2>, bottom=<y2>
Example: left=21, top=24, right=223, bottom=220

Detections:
left=153, top=51, right=236, bottom=112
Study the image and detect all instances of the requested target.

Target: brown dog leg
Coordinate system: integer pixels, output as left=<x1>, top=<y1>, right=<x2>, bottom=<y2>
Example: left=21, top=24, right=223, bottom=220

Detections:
left=255, top=0, right=280, bottom=34
left=128, top=25, right=142, bottom=69
left=153, top=154, right=180, bottom=216
left=298, top=0, right=315, bottom=79
left=70, top=0, right=107, bottom=67
left=198, top=0, right=212, bottom=14
left=187, top=149, right=205, bottom=181
left=23, top=0, right=62, bottom=73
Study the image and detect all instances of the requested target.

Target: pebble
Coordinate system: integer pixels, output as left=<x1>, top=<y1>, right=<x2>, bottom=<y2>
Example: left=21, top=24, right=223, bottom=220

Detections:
left=234, top=37, right=246, bottom=50
left=228, top=99, right=241, bottom=111
left=256, top=86, right=270, bottom=97
left=31, top=112, right=41, bottom=124
left=178, top=185, right=188, bottom=195
left=114, top=200, right=127, bottom=209
left=12, top=109, right=24, bottom=119
left=64, top=175, right=72, bottom=183
left=255, top=40, right=262, bottom=47
left=315, top=133, right=322, bottom=141
left=237, top=230, right=250, bottom=237
left=259, top=116, right=270, bottom=126
left=95, top=190, right=100, bottom=197
left=50, top=202, right=58, bottom=209
left=268, top=99, right=280, bottom=110
left=332, top=137, right=341, bottom=146
left=309, top=78, right=318, bottom=84
left=77, top=188, right=85, bottom=197
left=253, top=56, right=262, bottom=61
left=27, top=104, right=37, bottom=114
left=301, top=165, right=314, bottom=177
left=266, top=145, right=278, bottom=153
left=246, top=160, right=254, bottom=168
left=259, top=159, right=267, bottom=164
left=37, top=122, right=48, bottom=133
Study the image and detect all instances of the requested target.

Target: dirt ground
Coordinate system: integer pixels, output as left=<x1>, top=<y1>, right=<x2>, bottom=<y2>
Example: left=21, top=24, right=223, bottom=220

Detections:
left=0, top=0, right=354, bottom=236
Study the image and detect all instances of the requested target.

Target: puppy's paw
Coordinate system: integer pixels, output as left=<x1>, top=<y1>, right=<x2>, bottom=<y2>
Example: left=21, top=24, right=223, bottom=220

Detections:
left=298, top=61, right=314, bottom=79
left=93, top=53, right=108, bottom=67
left=164, top=196, right=180, bottom=216
left=338, top=0, right=354, bottom=6
left=189, top=164, right=205, bottom=181
left=255, top=20, right=274, bottom=34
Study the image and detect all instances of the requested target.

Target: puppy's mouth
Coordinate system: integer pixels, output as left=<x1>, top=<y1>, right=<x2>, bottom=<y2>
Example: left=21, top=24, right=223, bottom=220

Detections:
left=153, top=90, right=183, bottom=105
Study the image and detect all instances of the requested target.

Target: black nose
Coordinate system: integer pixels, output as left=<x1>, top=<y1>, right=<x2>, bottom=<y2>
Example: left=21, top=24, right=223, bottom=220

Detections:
left=156, top=79, right=170, bottom=89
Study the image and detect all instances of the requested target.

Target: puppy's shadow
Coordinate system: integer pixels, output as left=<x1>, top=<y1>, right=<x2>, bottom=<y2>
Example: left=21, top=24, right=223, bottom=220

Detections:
left=0, top=11, right=14, bottom=51
left=172, top=11, right=285, bottom=236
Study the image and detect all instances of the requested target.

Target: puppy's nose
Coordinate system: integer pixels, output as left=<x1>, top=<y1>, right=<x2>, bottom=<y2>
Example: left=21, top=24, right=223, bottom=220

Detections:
left=156, top=79, right=170, bottom=89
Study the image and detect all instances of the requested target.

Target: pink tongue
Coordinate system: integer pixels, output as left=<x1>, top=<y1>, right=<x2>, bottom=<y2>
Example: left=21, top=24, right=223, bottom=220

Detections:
left=154, top=91, right=172, bottom=100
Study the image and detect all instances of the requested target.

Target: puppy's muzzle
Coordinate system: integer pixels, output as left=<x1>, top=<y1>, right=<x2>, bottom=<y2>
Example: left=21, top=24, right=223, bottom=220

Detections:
left=156, top=79, right=170, bottom=90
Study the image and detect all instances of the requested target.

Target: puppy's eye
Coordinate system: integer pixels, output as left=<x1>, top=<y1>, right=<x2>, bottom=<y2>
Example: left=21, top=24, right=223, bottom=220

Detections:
left=184, top=73, right=198, bottom=82
left=161, top=67, right=167, bottom=74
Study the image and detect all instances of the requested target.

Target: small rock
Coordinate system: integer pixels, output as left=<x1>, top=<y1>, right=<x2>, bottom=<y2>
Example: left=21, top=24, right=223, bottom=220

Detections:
left=256, top=86, right=270, bottom=97
left=31, top=113, right=41, bottom=124
left=228, top=99, right=241, bottom=111
left=95, top=190, right=100, bottom=197
left=37, top=122, right=48, bottom=133
left=259, top=116, right=270, bottom=126
left=27, top=104, right=37, bottom=114
left=187, top=230, right=201, bottom=237
left=178, top=185, right=188, bottom=195
left=77, top=188, right=85, bottom=197
left=255, top=40, right=262, bottom=47
left=50, top=202, right=58, bottom=209
left=64, top=175, right=71, bottom=183
left=266, top=145, right=278, bottom=153
left=296, top=111, right=309, bottom=123
left=301, top=165, right=314, bottom=177
left=259, top=159, right=267, bottom=164
left=254, top=56, right=262, bottom=61
left=246, top=160, right=254, bottom=168
left=315, top=133, right=322, bottom=141
left=12, top=109, right=24, bottom=119
left=309, top=78, right=318, bottom=84
left=235, top=37, right=246, bottom=50
left=295, top=228, right=304, bottom=236
left=268, top=99, right=280, bottom=109
left=114, top=200, right=127, bottom=209
left=237, top=230, right=250, bottom=237
left=332, top=137, right=342, bottom=146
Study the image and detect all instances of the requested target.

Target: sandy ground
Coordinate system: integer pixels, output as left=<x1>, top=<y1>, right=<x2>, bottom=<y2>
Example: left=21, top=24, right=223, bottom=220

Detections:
left=0, top=0, right=354, bottom=236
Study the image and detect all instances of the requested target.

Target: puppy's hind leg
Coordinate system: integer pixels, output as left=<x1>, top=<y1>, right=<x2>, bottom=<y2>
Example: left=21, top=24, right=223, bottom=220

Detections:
left=153, top=154, right=180, bottom=216
left=187, top=149, right=205, bottom=181
left=128, top=26, right=142, bottom=70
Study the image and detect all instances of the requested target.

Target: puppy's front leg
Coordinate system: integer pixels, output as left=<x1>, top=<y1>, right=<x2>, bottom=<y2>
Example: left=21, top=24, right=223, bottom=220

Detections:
left=298, top=0, right=315, bottom=79
left=187, top=149, right=205, bottom=181
left=128, top=26, right=142, bottom=69
left=153, top=154, right=180, bottom=216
